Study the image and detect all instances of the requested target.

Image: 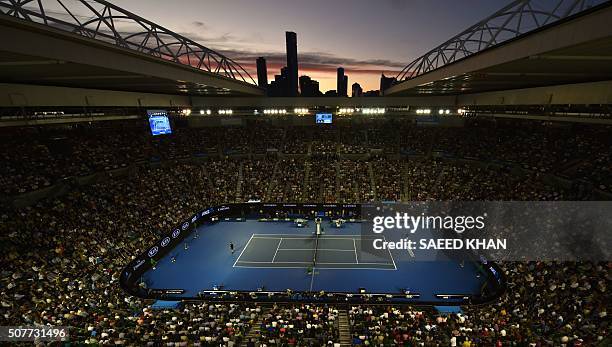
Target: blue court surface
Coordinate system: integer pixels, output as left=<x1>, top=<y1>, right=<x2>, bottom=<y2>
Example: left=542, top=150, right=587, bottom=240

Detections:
left=141, top=219, right=488, bottom=303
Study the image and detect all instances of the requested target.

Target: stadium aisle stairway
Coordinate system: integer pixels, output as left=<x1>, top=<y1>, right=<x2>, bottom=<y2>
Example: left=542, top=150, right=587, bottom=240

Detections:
left=241, top=316, right=263, bottom=347
left=334, top=160, right=341, bottom=199
left=367, top=161, right=377, bottom=200
left=401, top=162, right=409, bottom=201
left=236, top=161, right=244, bottom=197
left=264, top=160, right=280, bottom=200
left=201, top=165, right=214, bottom=191
left=338, top=309, right=352, bottom=347
left=302, top=161, right=311, bottom=201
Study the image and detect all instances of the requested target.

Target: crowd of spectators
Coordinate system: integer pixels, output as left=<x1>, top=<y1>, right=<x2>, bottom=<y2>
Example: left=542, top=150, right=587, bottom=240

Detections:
left=337, top=160, right=375, bottom=203
left=1, top=118, right=610, bottom=345
left=125, top=302, right=258, bottom=345
left=371, top=156, right=403, bottom=202
left=240, top=159, right=277, bottom=201
left=251, top=304, right=340, bottom=346
left=268, top=158, right=307, bottom=202
left=349, top=261, right=609, bottom=346
left=1, top=119, right=610, bottom=197
left=305, top=159, right=338, bottom=203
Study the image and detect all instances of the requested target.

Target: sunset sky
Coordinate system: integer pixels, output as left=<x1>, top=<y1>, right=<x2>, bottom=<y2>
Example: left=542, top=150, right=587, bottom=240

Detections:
left=110, top=0, right=508, bottom=92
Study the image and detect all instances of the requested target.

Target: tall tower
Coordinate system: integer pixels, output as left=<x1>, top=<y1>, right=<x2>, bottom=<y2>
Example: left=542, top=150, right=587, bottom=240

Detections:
left=380, top=73, right=396, bottom=94
left=285, top=31, right=298, bottom=96
left=352, top=82, right=362, bottom=97
left=337, top=67, right=347, bottom=97
left=256, top=57, right=268, bottom=89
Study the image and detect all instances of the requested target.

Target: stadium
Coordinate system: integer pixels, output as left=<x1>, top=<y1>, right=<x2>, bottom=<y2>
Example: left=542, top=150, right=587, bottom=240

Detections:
left=0, top=0, right=610, bottom=345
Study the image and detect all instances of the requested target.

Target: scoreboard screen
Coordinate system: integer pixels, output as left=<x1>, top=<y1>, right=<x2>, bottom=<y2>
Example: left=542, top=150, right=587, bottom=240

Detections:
left=148, top=110, right=172, bottom=136
left=315, top=113, right=332, bottom=124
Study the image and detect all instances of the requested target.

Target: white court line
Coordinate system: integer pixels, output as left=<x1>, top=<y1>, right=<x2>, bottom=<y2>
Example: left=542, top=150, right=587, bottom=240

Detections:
left=234, top=233, right=396, bottom=270
left=277, top=248, right=355, bottom=252
left=233, top=265, right=310, bottom=269
left=319, top=262, right=394, bottom=265
left=382, top=235, right=398, bottom=270
left=353, top=238, right=359, bottom=264
left=233, top=265, right=398, bottom=271
left=235, top=260, right=393, bottom=266
left=255, top=233, right=360, bottom=238
left=309, top=264, right=316, bottom=291
left=321, top=270, right=396, bottom=271
left=237, top=261, right=310, bottom=264
left=252, top=234, right=379, bottom=239
left=253, top=236, right=365, bottom=240
left=271, top=238, right=283, bottom=262
left=232, top=234, right=255, bottom=267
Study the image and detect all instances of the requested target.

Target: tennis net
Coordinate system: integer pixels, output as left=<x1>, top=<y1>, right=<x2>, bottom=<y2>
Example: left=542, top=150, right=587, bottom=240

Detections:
left=312, top=232, right=320, bottom=267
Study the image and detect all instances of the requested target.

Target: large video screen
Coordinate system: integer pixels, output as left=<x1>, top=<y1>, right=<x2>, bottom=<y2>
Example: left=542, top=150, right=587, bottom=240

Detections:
left=315, top=113, right=332, bottom=124
left=147, top=110, right=172, bottom=136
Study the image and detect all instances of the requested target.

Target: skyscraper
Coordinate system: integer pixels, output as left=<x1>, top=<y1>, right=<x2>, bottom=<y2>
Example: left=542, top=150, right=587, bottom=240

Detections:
left=337, top=67, right=347, bottom=97
left=257, top=57, right=268, bottom=88
left=256, top=57, right=268, bottom=89
left=352, top=82, right=363, bottom=97
left=380, top=73, right=396, bottom=94
left=299, top=75, right=322, bottom=97
left=268, top=67, right=289, bottom=97
left=286, top=31, right=298, bottom=96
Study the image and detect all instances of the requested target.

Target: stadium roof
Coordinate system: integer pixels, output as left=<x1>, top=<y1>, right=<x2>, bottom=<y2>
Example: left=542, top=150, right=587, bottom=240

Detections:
left=0, top=0, right=264, bottom=96
left=386, top=0, right=612, bottom=96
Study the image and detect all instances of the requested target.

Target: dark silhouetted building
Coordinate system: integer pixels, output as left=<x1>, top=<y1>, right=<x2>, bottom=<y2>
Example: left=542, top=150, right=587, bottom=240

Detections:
left=337, top=67, right=348, bottom=97
left=256, top=57, right=268, bottom=89
left=299, top=75, right=322, bottom=97
left=324, top=90, right=338, bottom=97
left=268, top=67, right=289, bottom=97
left=286, top=32, right=299, bottom=97
left=364, top=90, right=380, bottom=97
left=380, top=73, right=396, bottom=94
left=352, top=82, right=362, bottom=97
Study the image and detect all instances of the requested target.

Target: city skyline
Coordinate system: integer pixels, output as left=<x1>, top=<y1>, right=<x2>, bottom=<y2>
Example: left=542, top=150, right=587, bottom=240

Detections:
left=110, top=0, right=507, bottom=92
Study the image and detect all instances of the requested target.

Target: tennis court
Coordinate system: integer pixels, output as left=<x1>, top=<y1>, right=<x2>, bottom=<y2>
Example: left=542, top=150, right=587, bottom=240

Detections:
left=233, top=234, right=396, bottom=270
left=141, top=219, right=490, bottom=302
